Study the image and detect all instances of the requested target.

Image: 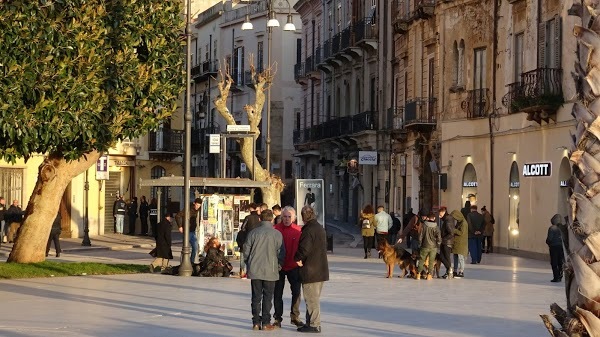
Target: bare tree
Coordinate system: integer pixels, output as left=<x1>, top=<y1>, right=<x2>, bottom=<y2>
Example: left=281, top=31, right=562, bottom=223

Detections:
left=213, top=57, right=284, bottom=206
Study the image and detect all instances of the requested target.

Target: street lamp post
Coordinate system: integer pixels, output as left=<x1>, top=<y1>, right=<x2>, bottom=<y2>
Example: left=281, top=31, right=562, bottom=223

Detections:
left=241, top=0, right=295, bottom=174
left=178, top=0, right=193, bottom=276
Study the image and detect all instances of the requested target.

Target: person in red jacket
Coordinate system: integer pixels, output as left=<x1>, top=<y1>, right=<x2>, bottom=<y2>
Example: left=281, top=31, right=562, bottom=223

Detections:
left=273, top=206, right=304, bottom=328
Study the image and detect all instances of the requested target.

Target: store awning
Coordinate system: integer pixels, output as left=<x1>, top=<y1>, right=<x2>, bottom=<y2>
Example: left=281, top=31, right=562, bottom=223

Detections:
left=139, top=176, right=271, bottom=188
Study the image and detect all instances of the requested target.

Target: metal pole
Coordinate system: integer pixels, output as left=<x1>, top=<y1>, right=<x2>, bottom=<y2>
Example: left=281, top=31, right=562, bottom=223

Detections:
left=81, top=169, right=91, bottom=246
left=266, top=2, right=272, bottom=173
left=179, top=0, right=193, bottom=276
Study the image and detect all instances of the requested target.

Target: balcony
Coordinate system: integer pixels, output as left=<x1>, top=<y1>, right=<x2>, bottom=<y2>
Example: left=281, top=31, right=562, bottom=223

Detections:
left=192, top=60, right=219, bottom=82
left=148, top=129, right=184, bottom=159
left=294, top=62, right=307, bottom=84
left=462, top=88, right=490, bottom=119
left=354, top=17, right=378, bottom=50
left=415, top=0, right=436, bottom=19
left=389, top=107, right=408, bottom=141
left=352, top=111, right=378, bottom=133
left=403, top=98, right=437, bottom=132
left=305, top=56, right=320, bottom=80
left=393, top=12, right=413, bottom=35
left=502, top=68, right=563, bottom=123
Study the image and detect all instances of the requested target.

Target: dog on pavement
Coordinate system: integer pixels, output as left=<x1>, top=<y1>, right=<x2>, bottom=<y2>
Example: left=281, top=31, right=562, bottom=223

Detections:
left=377, top=240, right=417, bottom=278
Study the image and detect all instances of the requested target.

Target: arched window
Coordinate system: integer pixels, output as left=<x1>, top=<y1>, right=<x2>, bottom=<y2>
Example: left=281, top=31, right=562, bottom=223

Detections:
left=458, top=39, right=465, bottom=87
left=452, top=41, right=458, bottom=87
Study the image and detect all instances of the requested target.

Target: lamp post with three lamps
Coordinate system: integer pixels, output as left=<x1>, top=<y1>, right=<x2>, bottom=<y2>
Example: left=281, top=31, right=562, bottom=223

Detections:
left=241, top=0, right=296, bottom=173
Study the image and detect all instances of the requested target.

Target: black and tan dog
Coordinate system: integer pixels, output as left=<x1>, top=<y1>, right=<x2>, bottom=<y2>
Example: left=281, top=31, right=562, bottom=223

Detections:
left=377, top=240, right=417, bottom=278
left=412, top=250, right=442, bottom=279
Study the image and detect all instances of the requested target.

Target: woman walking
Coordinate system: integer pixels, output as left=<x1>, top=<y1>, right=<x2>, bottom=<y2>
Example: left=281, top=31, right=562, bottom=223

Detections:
left=359, top=205, right=376, bottom=259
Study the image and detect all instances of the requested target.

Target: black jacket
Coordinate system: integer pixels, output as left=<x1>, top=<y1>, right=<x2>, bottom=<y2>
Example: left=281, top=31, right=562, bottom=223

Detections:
left=155, top=217, right=173, bottom=259
left=294, top=219, right=329, bottom=284
left=51, top=213, right=62, bottom=236
left=236, top=211, right=261, bottom=250
left=440, top=213, right=455, bottom=245
left=546, top=214, right=563, bottom=247
left=467, top=211, right=484, bottom=238
left=139, top=200, right=149, bottom=217
left=5, top=205, right=24, bottom=224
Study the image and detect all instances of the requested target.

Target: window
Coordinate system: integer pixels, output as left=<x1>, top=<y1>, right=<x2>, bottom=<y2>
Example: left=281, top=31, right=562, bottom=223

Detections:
left=316, top=92, right=321, bottom=124
left=370, top=77, right=376, bottom=112
left=428, top=58, right=435, bottom=115
left=150, top=166, right=166, bottom=200
left=541, top=17, right=561, bottom=68
left=0, top=168, right=23, bottom=205
left=514, top=33, right=524, bottom=82
left=296, top=38, right=302, bottom=64
left=213, top=40, right=217, bottom=61
left=257, top=41, right=264, bottom=73
left=458, top=40, right=465, bottom=87
left=474, top=48, right=486, bottom=90
left=285, top=160, right=293, bottom=179
left=233, top=46, right=244, bottom=85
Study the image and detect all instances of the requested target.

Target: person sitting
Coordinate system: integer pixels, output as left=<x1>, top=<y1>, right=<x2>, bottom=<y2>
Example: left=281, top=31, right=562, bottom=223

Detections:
left=198, top=237, right=232, bottom=277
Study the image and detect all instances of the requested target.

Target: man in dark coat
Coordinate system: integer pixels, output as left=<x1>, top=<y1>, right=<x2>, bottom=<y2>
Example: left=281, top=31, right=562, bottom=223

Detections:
left=237, top=203, right=261, bottom=278
left=46, top=212, right=62, bottom=257
left=139, top=196, right=149, bottom=236
left=150, top=213, right=173, bottom=273
left=127, top=197, right=138, bottom=235
left=546, top=214, right=564, bottom=282
left=438, top=207, right=455, bottom=278
left=294, top=205, right=329, bottom=333
left=466, top=204, right=484, bottom=264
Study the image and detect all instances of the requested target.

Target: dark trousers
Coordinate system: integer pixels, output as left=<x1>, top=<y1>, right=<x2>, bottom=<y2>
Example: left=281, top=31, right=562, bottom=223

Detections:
left=251, top=279, right=276, bottom=325
left=128, top=215, right=137, bottom=234
left=549, top=245, right=564, bottom=281
left=376, top=233, right=388, bottom=246
left=468, top=237, right=483, bottom=263
left=150, top=217, right=157, bottom=238
left=46, top=231, right=61, bottom=255
left=439, top=244, right=452, bottom=272
left=274, top=268, right=302, bottom=322
left=140, top=215, right=148, bottom=235
left=363, top=236, right=375, bottom=255
left=483, top=236, right=493, bottom=253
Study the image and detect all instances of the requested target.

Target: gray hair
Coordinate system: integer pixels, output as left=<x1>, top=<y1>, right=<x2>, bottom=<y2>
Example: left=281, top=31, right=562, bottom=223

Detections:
left=282, top=206, right=296, bottom=221
left=301, top=205, right=317, bottom=223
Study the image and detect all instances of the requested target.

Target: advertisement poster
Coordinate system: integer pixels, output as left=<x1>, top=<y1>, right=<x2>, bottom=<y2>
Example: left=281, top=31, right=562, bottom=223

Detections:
left=295, top=179, right=325, bottom=227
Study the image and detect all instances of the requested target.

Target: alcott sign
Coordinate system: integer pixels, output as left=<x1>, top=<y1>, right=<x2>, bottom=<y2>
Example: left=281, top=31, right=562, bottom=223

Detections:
left=523, top=162, right=552, bottom=177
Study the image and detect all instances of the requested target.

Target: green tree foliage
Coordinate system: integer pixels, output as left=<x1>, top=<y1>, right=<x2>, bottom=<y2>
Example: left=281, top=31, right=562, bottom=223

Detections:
left=0, top=0, right=184, bottom=162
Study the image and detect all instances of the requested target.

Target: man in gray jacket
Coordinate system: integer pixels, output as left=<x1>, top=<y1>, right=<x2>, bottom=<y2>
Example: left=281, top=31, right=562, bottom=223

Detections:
left=244, top=209, right=285, bottom=331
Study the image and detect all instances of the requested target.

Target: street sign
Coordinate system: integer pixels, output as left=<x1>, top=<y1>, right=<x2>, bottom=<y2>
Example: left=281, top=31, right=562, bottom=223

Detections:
left=96, top=155, right=109, bottom=180
left=226, top=125, right=251, bottom=132
left=209, top=134, right=220, bottom=154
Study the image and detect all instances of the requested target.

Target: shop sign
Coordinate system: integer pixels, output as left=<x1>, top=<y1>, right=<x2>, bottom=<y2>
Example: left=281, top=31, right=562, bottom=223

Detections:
left=463, top=181, right=478, bottom=187
left=523, top=162, right=551, bottom=177
left=96, top=155, right=109, bottom=180
left=358, top=151, right=378, bottom=165
left=560, top=180, right=568, bottom=187
left=110, top=159, right=134, bottom=167
left=510, top=181, right=520, bottom=188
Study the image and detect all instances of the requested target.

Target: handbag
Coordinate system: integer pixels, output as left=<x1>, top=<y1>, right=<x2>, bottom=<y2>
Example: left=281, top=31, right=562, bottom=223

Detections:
left=149, top=248, right=157, bottom=258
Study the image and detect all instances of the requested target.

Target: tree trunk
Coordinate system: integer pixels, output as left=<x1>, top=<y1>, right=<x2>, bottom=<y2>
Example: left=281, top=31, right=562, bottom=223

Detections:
left=543, top=4, right=600, bottom=336
left=7, top=151, right=100, bottom=263
left=214, top=65, right=284, bottom=206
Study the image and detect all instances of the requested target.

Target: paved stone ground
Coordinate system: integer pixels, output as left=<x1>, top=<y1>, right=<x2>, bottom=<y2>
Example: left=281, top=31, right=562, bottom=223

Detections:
left=0, top=234, right=564, bottom=337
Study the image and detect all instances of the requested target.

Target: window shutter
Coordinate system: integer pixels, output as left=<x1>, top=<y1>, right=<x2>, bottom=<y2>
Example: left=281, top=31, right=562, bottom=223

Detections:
left=538, top=21, right=546, bottom=68
left=554, top=16, right=561, bottom=68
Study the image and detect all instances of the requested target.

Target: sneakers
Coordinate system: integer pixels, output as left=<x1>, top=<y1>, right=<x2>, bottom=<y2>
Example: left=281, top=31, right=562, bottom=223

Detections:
left=297, top=325, right=321, bottom=333
left=273, top=320, right=282, bottom=328
left=454, top=272, right=464, bottom=278
left=291, top=319, right=305, bottom=327
left=426, top=274, right=433, bottom=280
left=252, top=324, right=261, bottom=330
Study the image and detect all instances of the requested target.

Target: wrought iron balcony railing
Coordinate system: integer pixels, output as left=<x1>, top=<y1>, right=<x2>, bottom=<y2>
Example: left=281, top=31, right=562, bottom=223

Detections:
left=462, top=88, right=490, bottom=119
left=352, top=111, right=378, bottom=133
left=404, top=97, right=437, bottom=126
left=354, top=17, right=378, bottom=43
left=193, top=60, right=219, bottom=82
left=415, top=0, right=436, bottom=19
left=148, top=129, right=184, bottom=153
left=502, top=68, right=563, bottom=114
left=332, top=32, right=342, bottom=55
left=294, top=62, right=305, bottom=81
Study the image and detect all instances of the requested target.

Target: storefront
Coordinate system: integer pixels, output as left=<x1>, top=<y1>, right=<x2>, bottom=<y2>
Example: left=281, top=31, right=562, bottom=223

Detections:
left=508, top=161, right=520, bottom=249
left=462, top=163, right=478, bottom=206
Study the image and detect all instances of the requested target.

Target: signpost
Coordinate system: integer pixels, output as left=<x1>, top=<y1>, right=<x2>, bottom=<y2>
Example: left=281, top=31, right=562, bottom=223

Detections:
left=96, top=155, right=109, bottom=180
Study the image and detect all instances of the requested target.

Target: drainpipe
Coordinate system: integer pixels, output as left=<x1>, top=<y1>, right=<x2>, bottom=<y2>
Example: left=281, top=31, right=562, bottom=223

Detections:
left=490, top=0, right=499, bottom=216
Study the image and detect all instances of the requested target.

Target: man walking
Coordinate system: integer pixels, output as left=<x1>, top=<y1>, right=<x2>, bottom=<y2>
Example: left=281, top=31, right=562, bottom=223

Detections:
left=178, top=198, right=201, bottom=264
left=438, top=207, right=455, bottom=279
left=273, top=206, right=304, bottom=328
left=481, top=206, right=495, bottom=253
left=244, top=209, right=285, bottom=331
left=295, top=205, right=329, bottom=333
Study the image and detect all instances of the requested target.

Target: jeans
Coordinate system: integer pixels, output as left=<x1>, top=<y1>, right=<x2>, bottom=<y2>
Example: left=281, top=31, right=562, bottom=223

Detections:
left=115, top=214, right=125, bottom=234
left=251, top=279, right=276, bottom=325
left=453, top=254, right=465, bottom=273
left=439, top=244, right=453, bottom=273
left=302, top=282, right=324, bottom=328
left=190, top=232, right=198, bottom=264
left=274, top=268, right=302, bottom=322
left=468, top=237, right=483, bottom=263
